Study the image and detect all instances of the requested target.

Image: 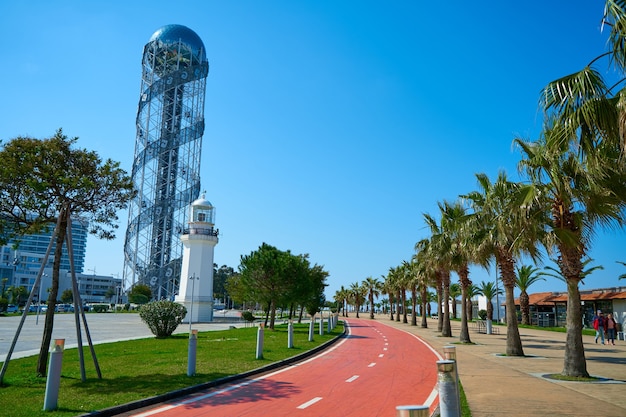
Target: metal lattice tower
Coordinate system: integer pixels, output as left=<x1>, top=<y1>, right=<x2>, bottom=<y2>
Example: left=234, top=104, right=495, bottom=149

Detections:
left=124, top=24, right=209, bottom=299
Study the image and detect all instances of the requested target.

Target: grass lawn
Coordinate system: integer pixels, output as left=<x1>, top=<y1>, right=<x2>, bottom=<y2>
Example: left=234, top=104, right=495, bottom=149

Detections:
left=0, top=322, right=343, bottom=417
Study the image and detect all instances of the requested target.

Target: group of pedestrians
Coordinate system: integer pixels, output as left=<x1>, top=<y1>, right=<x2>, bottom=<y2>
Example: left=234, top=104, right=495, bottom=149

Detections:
left=593, top=310, right=618, bottom=345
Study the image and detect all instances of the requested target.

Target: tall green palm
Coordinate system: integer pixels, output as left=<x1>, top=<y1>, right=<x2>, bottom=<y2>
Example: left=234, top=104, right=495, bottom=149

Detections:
left=449, top=283, right=461, bottom=320
left=516, top=121, right=626, bottom=377
left=440, top=199, right=477, bottom=343
left=363, top=276, right=382, bottom=319
left=414, top=249, right=435, bottom=328
left=514, top=265, right=546, bottom=325
left=463, top=171, right=545, bottom=356
left=417, top=211, right=453, bottom=337
left=349, top=281, right=366, bottom=319
left=415, top=236, right=444, bottom=332
left=477, top=281, right=503, bottom=322
left=541, top=258, right=603, bottom=286
left=334, top=286, right=348, bottom=317
left=465, top=283, right=481, bottom=321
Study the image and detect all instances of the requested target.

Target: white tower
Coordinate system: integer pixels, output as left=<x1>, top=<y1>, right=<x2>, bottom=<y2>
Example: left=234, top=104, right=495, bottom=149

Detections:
left=174, top=194, right=218, bottom=323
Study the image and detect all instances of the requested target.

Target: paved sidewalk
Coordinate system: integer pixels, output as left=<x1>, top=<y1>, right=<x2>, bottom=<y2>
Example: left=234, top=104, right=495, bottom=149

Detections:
left=375, top=316, right=626, bottom=417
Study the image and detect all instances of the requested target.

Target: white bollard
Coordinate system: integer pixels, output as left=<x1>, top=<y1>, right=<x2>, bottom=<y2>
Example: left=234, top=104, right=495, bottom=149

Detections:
left=486, top=319, right=492, bottom=335
left=396, top=405, right=429, bottom=417
left=437, top=360, right=460, bottom=417
left=43, top=339, right=65, bottom=411
left=443, top=345, right=461, bottom=413
left=256, top=324, right=264, bottom=359
left=288, top=321, right=294, bottom=348
left=319, top=315, right=324, bottom=336
left=308, top=318, right=315, bottom=342
left=187, top=329, right=198, bottom=376
left=328, top=314, right=332, bottom=333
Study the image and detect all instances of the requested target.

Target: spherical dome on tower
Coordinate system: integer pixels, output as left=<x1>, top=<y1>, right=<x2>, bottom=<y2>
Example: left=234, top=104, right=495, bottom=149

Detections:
left=149, top=24, right=206, bottom=63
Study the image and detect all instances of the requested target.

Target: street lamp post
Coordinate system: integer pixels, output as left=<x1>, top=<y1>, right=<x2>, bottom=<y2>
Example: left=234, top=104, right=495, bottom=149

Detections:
left=36, top=273, right=47, bottom=326
left=188, top=273, right=199, bottom=334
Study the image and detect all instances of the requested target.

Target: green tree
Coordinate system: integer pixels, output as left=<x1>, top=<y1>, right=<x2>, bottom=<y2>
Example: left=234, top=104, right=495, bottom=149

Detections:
left=516, top=122, right=626, bottom=377
left=0, top=130, right=135, bottom=377
left=213, top=264, right=237, bottom=306
left=515, top=265, right=546, bottom=325
left=463, top=171, right=544, bottom=356
left=477, top=281, right=502, bottom=322
left=349, top=281, right=366, bottom=318
left=128, top=284, right=152, bottom=305
left=531, top=2, right=626, bottom=376
left=363, top=276, right=382, bottom=319
left=60, top=289, right=73, bottom=304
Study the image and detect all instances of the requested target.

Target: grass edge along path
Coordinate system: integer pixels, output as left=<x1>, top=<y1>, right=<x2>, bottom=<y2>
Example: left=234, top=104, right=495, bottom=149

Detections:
left=0, top=322, right=345, bottom=417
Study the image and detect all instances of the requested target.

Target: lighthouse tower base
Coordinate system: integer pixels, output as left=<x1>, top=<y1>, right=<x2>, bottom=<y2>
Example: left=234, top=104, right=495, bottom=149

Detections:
left=176, top=298, right=214, bottom=323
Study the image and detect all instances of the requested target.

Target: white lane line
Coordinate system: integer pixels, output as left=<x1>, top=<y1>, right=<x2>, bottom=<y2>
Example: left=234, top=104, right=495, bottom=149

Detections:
left=368, top=362, right=376, bottom=367
left=131, top=322, right=354, bottom=416
left=384, top=347, right=388, bottom=351
left=297, top=397, right=323, bottom=409
left=345, top=375, right=359, bottom=382
left=379, top=354, right=384, bottom=358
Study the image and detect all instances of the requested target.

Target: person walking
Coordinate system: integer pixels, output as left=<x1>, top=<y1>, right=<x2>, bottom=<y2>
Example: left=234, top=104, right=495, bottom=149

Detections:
left=593, top=310, right=605, bottom=344
left=605, top=313, right=617, bottom=346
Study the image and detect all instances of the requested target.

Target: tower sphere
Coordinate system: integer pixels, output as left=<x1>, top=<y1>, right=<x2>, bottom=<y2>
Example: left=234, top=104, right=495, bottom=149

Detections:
left=148, top=24, right=207, bottom=74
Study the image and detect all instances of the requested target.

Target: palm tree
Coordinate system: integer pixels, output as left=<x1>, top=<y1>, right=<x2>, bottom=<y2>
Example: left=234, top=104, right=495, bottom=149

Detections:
left=334, top=286, right=348, bottom=317
left=439, top=199, right=477, bottom=343
left=416, top=237, right=444, bottom=332
left=477, top=281, right=503, bottom=322
left=534, top=4, right=626, bottom=376
left=449, top=283, right=461, bottom=320
left=515, top=265, right=547, bottom=325
left=516, top=121, right=626, bottom=377
left=380, top=298, right=390, bottom=314
left=349, top=281, right=366, bottom=319
left=363, top=276, right=382, bottom=319
left=465, top=283, right=481, bottom=321
left=543, top=258, right=604, bottom=286
left=463, top=171, right=545, bottom=356
left=417, top=212, right=453, bottom=337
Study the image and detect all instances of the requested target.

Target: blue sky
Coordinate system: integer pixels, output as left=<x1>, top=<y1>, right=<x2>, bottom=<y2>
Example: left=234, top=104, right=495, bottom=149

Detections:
left=1, top=1, right=625, bottom=300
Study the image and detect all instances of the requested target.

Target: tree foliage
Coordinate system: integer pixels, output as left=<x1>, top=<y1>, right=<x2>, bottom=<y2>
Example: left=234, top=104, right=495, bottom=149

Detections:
left=231, top=243, right=327, bottom=330
left=0, top=130, right=135, bottom=376
left=129, top=283, right=152, bottom=304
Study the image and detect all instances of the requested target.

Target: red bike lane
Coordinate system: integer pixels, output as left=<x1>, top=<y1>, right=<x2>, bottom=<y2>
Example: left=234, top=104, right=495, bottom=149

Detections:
left=128, top=318, right=440, bottom=417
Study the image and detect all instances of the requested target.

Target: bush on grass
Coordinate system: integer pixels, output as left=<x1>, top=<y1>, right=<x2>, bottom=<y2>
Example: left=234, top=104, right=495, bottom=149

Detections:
left=139, top=300, right=187, bottom=338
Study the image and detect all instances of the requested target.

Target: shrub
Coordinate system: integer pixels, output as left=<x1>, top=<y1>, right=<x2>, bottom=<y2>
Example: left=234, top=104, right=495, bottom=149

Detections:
left=478, top=309, right=488, bottom=320
left=139, top=300, right=187, bottom=338
left=241, top=310, right=256, bottom=322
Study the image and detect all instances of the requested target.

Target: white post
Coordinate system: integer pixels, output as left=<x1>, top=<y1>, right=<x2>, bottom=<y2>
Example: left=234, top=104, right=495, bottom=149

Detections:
left=187, top=329, right=198, bottom=376
left=443, top=345, right=461, bottom=413
left=256, top=324, right=264, bottom=359
left=43, top=339, right=65, bottom=411
left=288, top=321, right=294, bottom=348
left=319, top=314, right=324, bottom=336
left=437, top=360, right=460, bottom=417
left=308, top=317, right=314, bottom=342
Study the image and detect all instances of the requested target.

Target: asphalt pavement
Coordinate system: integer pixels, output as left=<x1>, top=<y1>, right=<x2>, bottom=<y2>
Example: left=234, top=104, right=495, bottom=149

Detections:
left=0, top=311, right=245, bottom=362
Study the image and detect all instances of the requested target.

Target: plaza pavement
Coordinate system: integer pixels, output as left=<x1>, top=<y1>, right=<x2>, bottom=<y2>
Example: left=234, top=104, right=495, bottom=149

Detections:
left=2, top=313, right=625, bottom=416
left=0, top=311, right=246, bottom=362
left=376, top=316, right=626, bottom=417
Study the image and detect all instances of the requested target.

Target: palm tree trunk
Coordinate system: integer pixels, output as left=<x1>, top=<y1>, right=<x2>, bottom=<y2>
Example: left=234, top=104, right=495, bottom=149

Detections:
left=369, top=294, right=375, bottom=319
left=402, top=289, right=408, bottom=324
left=504, top=284, right=524, bottom=356
left=562, top=277, right=589, bottom=377
left=459, top=288, right=471, bottom=343
left=441, top=271, right=452, bottom=337
left=436, top=275, right=444, bottom=333
left=395, top=290, right=401, bottom=322
left=411, top=286, right=417, bottom=326
left=420, top=286, right=428, bottom=328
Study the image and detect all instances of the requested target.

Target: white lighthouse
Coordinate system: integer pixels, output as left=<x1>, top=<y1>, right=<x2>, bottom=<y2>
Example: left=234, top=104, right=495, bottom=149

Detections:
left=175, top=193, right=219, bottom=323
